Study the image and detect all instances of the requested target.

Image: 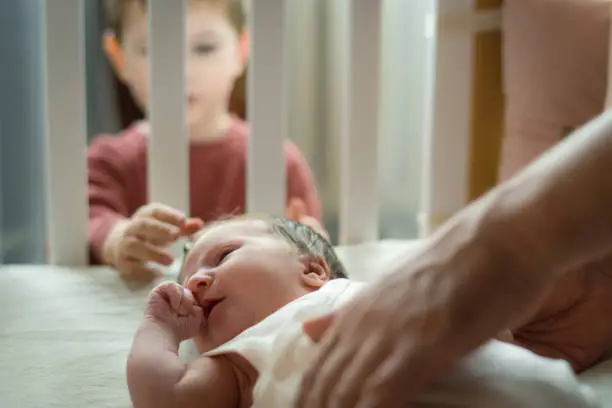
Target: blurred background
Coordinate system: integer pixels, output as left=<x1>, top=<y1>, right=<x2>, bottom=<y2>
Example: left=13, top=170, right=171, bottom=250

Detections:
left=0, top=0, right=437, bottom=262
left=0, top=0, right=503, bottom=263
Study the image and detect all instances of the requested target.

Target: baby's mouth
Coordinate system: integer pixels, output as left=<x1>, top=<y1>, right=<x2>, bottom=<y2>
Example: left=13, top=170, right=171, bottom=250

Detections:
left=200, top=298, right=223, bottom=319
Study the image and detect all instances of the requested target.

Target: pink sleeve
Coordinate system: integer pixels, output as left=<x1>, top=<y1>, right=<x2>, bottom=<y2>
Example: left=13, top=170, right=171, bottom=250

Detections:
left=284, top=141, right=322, bottom=222
left=87, top=137, right=130, bottom=264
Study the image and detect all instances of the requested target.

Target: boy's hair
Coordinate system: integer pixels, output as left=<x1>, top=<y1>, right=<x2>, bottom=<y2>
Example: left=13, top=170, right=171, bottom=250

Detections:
left=104, top=0, right=247, bottom=43
left=179, top=216, right=348, bottom=282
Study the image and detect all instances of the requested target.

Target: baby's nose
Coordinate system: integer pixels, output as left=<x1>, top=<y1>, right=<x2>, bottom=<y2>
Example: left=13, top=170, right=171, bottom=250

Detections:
left=186, top=270, right=214, bottom=293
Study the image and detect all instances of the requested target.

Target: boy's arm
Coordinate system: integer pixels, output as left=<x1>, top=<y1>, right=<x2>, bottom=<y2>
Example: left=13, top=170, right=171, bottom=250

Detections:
left=285, top=142, right=322, bottom=222
left=127, top=319, right=240, bottom=408
left=87, top=137, right=130, bottom=264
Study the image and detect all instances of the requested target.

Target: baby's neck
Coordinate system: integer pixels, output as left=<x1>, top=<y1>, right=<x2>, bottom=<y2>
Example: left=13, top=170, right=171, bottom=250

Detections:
left=188, top=113, right=232, bottom=143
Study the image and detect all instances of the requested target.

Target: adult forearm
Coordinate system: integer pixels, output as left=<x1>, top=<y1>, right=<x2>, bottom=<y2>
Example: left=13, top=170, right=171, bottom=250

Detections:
left=478, top=110, right=612, bottom=275
left=127, top=319, right=187, bottom=408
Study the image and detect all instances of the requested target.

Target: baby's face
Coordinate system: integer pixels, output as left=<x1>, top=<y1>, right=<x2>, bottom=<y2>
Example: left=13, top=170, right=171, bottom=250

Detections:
left=180, top=218, right=328, bottom=352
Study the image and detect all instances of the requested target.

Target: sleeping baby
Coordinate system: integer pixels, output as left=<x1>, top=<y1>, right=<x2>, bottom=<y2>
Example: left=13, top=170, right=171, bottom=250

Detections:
left=127, top=215, right=601, bottom=408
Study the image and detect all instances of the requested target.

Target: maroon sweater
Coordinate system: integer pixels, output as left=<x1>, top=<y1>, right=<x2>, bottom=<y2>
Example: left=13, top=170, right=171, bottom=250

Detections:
left=87, top=118, right=322, bottom=264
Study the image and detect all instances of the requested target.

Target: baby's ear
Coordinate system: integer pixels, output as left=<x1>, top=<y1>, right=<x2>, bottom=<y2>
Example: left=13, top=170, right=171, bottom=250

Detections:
left=299, top=254, right=330, bottom=289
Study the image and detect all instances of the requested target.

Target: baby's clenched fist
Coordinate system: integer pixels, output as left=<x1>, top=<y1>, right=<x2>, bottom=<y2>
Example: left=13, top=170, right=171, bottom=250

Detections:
left=146, top=281, right=204, bottom=342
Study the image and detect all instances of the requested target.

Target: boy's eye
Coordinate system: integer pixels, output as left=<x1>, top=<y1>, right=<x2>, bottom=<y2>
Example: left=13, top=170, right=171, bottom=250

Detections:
left=193, top=44, right=216, bottom=55
left=136, top=45, right=148, bottom=56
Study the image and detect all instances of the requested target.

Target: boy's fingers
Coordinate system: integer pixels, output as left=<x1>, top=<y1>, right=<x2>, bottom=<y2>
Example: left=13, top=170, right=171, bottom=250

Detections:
left=286, top=198, right=306, bottom=220
left=138, top=203, right=186, bottom=227
left=120, top=260, right=162, bottom=281
left=181, top=218, right=204, bottom=236
left=127, top=218, right=181, bottom=245
left=123, top=238, right=174, bottom=265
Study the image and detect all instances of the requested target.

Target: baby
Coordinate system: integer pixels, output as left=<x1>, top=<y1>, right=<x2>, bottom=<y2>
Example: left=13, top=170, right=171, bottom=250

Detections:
left=127, top=216, right=601, bottom=408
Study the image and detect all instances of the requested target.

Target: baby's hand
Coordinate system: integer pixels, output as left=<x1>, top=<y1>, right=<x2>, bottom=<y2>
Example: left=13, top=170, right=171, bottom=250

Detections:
left=103, top=202, right=204, bottom=280
left=145, top=281, right=204, bottom=342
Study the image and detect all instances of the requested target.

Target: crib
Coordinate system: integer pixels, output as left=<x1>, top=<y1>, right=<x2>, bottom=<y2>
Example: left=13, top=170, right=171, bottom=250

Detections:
left=1, top=0, right=612, bottom=407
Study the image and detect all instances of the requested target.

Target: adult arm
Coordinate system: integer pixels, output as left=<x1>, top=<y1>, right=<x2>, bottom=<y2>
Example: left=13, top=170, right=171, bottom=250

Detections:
left=297, top=111, right=612, bottom=408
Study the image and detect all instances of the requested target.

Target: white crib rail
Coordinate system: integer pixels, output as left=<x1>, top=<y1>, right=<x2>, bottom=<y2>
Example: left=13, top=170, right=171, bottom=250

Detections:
left=246, top=0, right=286, bottom=216
left=41, top=0, right=502, bottom=265
left=43, top=0, right=88, bottom=266
left=148, top=0, right=189, bottom=214
left=338, top=0, right=382, bottom=245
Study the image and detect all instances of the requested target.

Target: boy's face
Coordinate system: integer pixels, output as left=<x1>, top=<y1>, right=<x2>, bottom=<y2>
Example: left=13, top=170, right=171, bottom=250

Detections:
left=180, top=218, right=330, bottom=352
left=113, top=1, right=244, bottom=133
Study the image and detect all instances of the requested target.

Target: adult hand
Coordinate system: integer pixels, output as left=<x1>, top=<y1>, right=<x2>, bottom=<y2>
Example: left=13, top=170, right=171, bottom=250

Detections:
left=296, top=221, right=554, bottom=408
left=103, top=203, right=203, bottom=280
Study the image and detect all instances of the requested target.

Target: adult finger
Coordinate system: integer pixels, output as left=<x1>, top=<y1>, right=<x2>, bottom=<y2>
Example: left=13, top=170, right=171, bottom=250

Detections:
left=303, top=313, right=335, bottom=343
left=330, top=334, right=396, bottom=408
left=127, top=217, right=180, bottom=245
left=123, top=237, right=174, bottom=265
left=297, top=328, right=344, bottom=408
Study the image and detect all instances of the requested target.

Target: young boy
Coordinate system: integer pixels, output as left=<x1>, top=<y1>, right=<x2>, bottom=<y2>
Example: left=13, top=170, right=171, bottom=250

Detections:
left=91, top=0, right=322, bottom=279
left=127, top=216, right=600, bottom=408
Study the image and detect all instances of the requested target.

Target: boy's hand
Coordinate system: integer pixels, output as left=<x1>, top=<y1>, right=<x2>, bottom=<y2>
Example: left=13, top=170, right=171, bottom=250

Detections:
left=286, top=198, right=329, bottom=239
left=103, top=203, right=204, bottom=280
left=146, top=281, right=204, bottom=342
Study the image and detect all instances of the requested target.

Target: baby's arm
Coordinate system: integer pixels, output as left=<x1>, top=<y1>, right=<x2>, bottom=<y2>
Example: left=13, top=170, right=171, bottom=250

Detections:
left=127, top=282, right=242, bottom=408
left=127, top=318, right=239, bottom=408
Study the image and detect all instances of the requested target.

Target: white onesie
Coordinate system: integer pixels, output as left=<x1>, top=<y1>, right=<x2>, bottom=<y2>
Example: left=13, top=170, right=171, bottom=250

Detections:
left=204, top=279, right=601, bottom=407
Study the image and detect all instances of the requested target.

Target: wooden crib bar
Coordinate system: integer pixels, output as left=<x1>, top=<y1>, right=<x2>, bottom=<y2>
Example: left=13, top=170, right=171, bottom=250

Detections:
left=418, top=1, right=502, bottom=236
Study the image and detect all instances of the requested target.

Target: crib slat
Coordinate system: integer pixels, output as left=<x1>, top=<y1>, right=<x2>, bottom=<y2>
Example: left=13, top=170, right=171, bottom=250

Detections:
left=147, top=0, right=189, bottom=215
left=338, top=0, right=382, bottom=245
left=246, top=0, right=286, bottom=216
left=42, top=0, right=88, bottom=266
left=419, top=0, right=474, bottom=236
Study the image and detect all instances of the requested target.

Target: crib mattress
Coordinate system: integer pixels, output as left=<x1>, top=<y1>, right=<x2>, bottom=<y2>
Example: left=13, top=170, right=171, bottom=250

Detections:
left=0, top=240, right=610, bottom=407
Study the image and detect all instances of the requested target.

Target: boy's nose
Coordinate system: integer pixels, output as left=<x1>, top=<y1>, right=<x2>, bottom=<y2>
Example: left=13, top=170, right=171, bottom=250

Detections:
left=186, top=270, right=215, bottom=293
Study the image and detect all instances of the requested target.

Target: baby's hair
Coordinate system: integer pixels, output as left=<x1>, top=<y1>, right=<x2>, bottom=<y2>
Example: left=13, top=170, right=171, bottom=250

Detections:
left=104, top=0, right=247, bottom=43
left=269, top=217, right=348, bottom=280
left=178, top=214, right=349, bottom=283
